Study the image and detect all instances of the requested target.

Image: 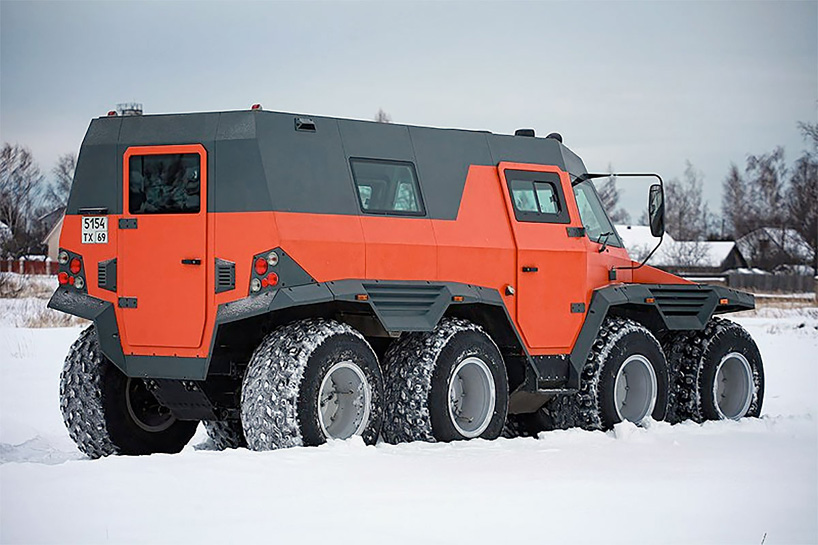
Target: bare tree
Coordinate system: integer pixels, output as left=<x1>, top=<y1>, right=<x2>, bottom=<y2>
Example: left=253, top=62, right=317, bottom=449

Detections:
left=745, top=147, right=788, bottom=230
left=787, top=124, right=818, bottom=271
left=665, top=161, right=709, bottom=241
left=722, top=163, right=752, bottom=238
left=374, top=109, right=392, bottom=124
left=50, top=152, right=76, bottom=208
left=0, top=143, right=46, bottom=257
left=663, top=240, right=712, bottom=268
left=596, top=169, right=630, bottom=223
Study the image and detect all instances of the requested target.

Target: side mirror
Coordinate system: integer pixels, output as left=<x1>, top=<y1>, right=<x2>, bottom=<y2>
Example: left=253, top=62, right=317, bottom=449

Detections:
left=648, top=184, right=665, bottom=237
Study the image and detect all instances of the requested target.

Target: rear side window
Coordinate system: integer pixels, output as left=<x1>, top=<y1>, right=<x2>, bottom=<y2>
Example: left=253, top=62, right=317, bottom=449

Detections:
left=350, top=158, right=424, bottom=215
left=506, top=170, right=570, bottom=224
left=129, top=154, right=201, bottom=214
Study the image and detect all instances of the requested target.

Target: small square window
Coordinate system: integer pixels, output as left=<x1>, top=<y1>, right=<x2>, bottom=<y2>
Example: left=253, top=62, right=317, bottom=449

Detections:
left=129, top=153, right=201, bottom=214
left=350, top=159, right=424, bottom=215
left=506, top=170, right=570, bottom=224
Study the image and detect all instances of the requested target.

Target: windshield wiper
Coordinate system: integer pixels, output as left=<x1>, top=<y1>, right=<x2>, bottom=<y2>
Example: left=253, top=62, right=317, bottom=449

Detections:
left=596, top=231, right=613, bottom=253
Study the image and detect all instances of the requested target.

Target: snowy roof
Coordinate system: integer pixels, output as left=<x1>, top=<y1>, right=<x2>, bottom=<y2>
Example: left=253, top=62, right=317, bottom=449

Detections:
left=615, top=225, right=738, bottom=268
left=736, top=227, right=815, bottom=262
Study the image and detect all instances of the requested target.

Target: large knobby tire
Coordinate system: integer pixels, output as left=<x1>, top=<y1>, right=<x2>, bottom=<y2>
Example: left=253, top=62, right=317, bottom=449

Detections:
left=60, top=326, right=198, bottom=458
left=241, top=319, right=384, bottom=451
left=532, top=318, right=668, bottom=432
left=382, top=318, right=508, bottom=444
left=665, top=317, right=764, bottom=423
left=203, top=420, right=246, bottom=450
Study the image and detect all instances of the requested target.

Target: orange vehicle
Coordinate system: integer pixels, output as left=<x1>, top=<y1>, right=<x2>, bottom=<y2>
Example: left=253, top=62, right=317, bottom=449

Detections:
left=52, top=107, right=764, bottom=458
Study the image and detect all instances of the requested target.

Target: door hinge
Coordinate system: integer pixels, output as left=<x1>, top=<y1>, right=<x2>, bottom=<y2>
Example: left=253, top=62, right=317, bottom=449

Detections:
left=118, top=297, right=138, bottom=309
left=570, top=302, right=586, bottom=313
left=119, top=218, right=138, bottom=229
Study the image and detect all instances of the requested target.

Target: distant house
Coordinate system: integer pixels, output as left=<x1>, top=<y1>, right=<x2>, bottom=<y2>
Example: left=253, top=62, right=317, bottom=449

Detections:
left=735, top=227, right=815, bottom=272
left=615, top=225, right=747, bottom=274
left=40, top=207, right=66, bottom=261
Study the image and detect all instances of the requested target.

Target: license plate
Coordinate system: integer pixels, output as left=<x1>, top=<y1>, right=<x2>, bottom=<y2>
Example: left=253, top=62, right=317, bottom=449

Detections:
left=81, top=216, right=108, bottom=244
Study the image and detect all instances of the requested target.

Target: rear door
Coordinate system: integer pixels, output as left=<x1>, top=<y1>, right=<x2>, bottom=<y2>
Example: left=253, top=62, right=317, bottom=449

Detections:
left=498, top=164, right=588, bottom=352
left=119, top=144, right=208, bottom=349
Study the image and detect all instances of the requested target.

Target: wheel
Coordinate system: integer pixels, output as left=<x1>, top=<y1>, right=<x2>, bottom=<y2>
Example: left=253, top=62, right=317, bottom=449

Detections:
left=240, top=318, right=383, bottom=451
left=548, top=317, right=668, bottom=431
left=665, top=318, right=764, bottom=423
left=203, top=420, right=246, bottom=450
left=382, top=318, right=508, bottom=444
left=60, top=326, right=198, bottom=458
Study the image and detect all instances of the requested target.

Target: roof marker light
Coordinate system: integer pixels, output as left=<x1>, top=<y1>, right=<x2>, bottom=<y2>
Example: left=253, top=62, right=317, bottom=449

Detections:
left=251, top=104, right=262, bottom=111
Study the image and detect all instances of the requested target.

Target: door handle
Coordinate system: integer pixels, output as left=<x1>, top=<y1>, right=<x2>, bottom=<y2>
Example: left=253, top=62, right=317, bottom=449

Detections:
left=181, top=259, right=202, bottom=265
left=522, top=266, right=538, bottom=273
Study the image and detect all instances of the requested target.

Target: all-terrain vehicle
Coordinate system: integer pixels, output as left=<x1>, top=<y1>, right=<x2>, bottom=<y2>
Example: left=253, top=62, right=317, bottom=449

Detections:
left=51, top=107, right=764, bottom=457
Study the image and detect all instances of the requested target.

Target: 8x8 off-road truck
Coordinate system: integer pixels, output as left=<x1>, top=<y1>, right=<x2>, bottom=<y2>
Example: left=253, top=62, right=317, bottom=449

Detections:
left=51, top=107, right=764, bottom=457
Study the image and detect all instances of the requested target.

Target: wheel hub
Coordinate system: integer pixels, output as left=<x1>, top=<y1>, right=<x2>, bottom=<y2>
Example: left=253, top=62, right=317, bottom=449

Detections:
left=447, top=356, right=496, bottom=438
left=713, top=352, right=754, bottom=420
left=318, top=361, right=371, bottom=440
left=613, top=354, right=657, bottom=424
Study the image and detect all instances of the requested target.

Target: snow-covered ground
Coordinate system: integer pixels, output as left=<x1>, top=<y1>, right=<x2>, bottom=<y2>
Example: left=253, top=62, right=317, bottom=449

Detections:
left=1, top=305, right=816, bottom=544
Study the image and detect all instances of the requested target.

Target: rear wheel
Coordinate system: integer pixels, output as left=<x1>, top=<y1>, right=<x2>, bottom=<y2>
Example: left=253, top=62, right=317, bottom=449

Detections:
left=382, top=318, right=508, bottom=444
left=60, top=326, right=198, bottom=458
left=665, top=318, right=764, bottom=423
left=240, top=319, right=383, bottom=451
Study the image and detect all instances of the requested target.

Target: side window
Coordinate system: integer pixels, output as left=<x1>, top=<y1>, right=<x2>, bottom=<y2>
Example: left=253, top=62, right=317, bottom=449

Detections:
left=350, top=158, right=425, bottom=215
left=129, top=153, right=201, bottom=214
left=506, top=170, right=570, bottom=224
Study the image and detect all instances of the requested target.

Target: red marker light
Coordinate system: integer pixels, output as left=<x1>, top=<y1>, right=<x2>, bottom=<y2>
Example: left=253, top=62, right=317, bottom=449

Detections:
left=107, top=110, right=117, bottom=116
left=69, top=258, right=82, bottom=274
left=68, top=276, right=75, bottom=285
left=254, top=257, right=268, bottom=276
left=251, top=103, right=262, bottom=111
left=58, top=272, right=69, bottom=285
left=266, top=272, right=279, bottom=287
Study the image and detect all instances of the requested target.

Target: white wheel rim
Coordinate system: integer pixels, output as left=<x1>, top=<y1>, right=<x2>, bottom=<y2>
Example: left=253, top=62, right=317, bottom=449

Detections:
left=318, top=361, right=371, bottom=440
left=613, top=354, right=658, bottom=423
left=713, top=352, right=754, bottom=420
left=447, top=356, right=496, bottom=438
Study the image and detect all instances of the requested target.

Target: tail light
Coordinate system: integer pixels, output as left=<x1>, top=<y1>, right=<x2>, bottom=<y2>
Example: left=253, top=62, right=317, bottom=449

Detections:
left=56, top=249, right=87, bottom=293
left=254, top=257, right=268, bottom=276
left=249, top=250, right=280, bottom=295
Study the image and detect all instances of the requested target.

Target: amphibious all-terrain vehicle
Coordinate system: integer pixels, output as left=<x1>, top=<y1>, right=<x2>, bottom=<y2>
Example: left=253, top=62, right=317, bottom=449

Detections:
left=51, top=107, right=764, bottom=457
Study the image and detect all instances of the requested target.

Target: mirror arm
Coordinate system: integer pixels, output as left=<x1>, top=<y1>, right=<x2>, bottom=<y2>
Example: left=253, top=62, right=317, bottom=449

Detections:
left=609, top=232, right=664, bottom=279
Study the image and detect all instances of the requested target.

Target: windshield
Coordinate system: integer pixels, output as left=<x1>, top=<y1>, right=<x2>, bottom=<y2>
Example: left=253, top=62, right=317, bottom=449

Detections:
left=572, top=180, right=622, bottom=247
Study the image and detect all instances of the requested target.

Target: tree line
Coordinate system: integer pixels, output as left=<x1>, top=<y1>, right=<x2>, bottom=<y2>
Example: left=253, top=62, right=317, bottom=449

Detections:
left=600, top=121, right=817, bottom=272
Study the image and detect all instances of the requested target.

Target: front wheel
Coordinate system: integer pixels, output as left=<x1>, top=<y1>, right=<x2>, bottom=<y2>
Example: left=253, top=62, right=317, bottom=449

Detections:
left=665, top=318, right=764, bottom=423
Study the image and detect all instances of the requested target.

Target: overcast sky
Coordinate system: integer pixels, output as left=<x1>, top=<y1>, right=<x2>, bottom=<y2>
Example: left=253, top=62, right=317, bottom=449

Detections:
left=1, top=1, right=816, bottom=218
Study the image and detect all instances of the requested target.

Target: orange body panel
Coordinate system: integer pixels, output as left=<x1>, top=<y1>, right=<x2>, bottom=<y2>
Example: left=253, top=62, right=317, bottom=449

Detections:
left=431, top=166, right=517, bottom=319
left=360, top=216, right=437, bottom=280
left=274, top=212, right=365, bottom=282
